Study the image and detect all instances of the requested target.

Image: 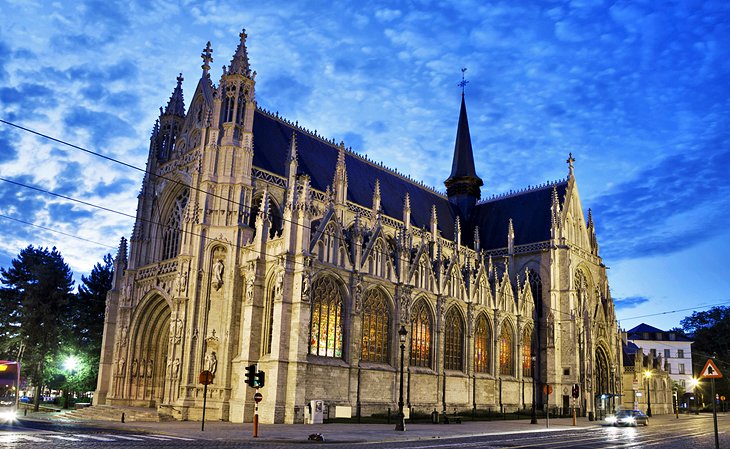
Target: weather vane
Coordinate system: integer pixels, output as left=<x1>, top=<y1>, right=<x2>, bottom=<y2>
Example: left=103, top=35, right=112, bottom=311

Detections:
left=458, top=67, right=469, bottom=94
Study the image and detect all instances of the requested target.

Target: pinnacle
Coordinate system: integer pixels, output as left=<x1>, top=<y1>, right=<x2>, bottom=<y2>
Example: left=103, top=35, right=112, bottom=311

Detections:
left=163, top=73, right=186, bottom=117
left=228, top=28, right=251, bottom=77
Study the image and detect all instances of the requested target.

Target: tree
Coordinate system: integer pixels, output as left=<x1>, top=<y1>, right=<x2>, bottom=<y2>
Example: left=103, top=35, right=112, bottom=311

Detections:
left=70, top=254, right=113, bottom=393
left=680, top=306, right=730, bottom=401
left=0, top=246, right=74, bottom=410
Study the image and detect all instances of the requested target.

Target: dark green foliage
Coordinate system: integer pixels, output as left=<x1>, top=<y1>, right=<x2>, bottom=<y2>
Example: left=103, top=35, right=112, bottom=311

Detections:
left=0, top=246, right=74, bottom=407
left=680, top=306, right=730, bottom=400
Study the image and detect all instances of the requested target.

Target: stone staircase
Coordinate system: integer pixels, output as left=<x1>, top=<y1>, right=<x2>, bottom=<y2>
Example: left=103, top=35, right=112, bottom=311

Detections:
left=51, top=405, right=171, bottom=422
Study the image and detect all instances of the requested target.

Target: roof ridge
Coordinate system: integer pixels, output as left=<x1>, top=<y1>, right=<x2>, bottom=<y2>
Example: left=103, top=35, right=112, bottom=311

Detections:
left=255, top=106, right=447, bottom=198
left=477, top=177, right=568, bottom=205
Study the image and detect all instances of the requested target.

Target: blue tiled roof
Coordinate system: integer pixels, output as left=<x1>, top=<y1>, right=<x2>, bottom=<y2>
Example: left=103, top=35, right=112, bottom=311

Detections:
left=251, top=109, right=561, bottom=248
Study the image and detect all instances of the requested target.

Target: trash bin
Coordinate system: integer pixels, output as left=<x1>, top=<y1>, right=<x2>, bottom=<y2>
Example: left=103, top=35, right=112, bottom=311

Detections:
left=588, top=411, right=594, bottom=421
left=308, top=400, right=324, bottom=424
left=431, top=408, right=439, bottom=424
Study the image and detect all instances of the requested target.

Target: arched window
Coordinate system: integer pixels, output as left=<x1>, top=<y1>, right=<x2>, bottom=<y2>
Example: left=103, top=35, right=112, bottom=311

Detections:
left=528, top=271, right=542, bottom=318
left=262, top=279, right=276, bottom=355
left=361, top=289, right=390, bottom=363
left=409, top=300, right=432, bottom=368
left=522, top=327, right=533, bottom=377
left=443, top=308, right=464, bottom=371
left=474, top=315, right=490, bottom=373
left=161, top=190, right=189, bottom=260
left=499, top=323, right=513, bottom=376
left=308, top=276, right=343, bottom=358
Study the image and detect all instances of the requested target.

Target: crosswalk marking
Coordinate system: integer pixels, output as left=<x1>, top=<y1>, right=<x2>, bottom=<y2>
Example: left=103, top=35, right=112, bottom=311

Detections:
left=149, top=434, right=196, bottom=440
left=136, top=435, right=171, bottom=440
left=73, top=434, right=117, bottom=441
left=0, top=435, right=47, bottom=442
left=103, top=434, right=144, bottom=440
left=48, top=435, right=83, bottom=441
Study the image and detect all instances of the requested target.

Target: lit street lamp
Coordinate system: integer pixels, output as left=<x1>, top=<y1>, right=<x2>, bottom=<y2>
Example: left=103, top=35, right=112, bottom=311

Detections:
left=530, top=355, right=537, bottom=424
left=63, top=356, right=79, bottom=409
left=644, top=370, right=652, bottom=417
left=395, top=325, right=408, bottom=431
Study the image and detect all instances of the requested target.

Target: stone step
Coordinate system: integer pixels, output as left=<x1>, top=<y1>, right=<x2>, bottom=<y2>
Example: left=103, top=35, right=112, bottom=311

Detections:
left=52, top=405, right=166, bottom=422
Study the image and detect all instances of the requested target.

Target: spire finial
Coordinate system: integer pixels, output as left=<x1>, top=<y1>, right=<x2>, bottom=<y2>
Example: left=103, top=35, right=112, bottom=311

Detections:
left=201, top=41, right=213, bottom=76
left=458, top=67, right=469, bottom=95
left=163, top=74, right=186, bottom=116
left=228, top=28, right=251, bottom=76
left=567, top=152, right=575, bottom=176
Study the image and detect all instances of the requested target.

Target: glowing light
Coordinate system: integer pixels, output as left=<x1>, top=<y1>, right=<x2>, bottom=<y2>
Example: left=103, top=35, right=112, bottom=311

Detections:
left=63, top=356, right=79, bottom=372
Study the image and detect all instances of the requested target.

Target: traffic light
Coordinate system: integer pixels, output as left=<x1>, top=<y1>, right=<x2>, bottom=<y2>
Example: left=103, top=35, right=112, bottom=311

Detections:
left=254, top=370, right=265, bottom=388
left=245, top=364, right=256, bottom=387
left=572, top=384, right=580, bottom=398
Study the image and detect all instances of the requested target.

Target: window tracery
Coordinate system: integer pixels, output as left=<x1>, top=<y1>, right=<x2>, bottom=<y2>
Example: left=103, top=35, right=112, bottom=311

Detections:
left=308, top=276, right=343, bottom=358
left=161, top=190, right=189, bottom=260
left=361, top=289, right=390, bottom=363
left=443, top=308, right=464, bottom=371
left=522, top=327, right=533, bottom=377
left=409, top=300, right=432, bottom=367
left=499, top=323, right=513, bottom=376
left=474, top=314, right=490, bottom=373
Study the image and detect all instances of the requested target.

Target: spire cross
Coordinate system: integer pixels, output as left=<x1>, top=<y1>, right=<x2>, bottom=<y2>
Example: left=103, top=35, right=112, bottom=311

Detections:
left=240, top=28, right=248, bottom=43
left=201, top=41, right=213, bottom=74
left=567, top=152, right=575, bottom=175
left=458, top=67, right=469, bottom=94
left=176, top=73, right=184, bottom=86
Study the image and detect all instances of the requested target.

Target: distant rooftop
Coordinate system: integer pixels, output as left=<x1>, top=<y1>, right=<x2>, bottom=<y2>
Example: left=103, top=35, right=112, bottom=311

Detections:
left=626, top=323, right=692, bottom=342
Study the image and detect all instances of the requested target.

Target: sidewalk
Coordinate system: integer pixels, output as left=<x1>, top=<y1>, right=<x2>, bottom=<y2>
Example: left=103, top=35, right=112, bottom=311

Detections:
left=20, top=411, right=602, bottom=444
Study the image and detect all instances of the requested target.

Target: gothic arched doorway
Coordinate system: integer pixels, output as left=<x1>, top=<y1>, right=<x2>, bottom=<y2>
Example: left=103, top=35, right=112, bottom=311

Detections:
left=128, top=294, right=171, bottom=407
left=594, top=346, right=611, bottom=418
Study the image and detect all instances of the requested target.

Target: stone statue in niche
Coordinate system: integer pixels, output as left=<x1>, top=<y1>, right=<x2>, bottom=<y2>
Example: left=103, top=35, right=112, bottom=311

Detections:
left=205, top=351, right=218, bottom=374
left=131, top=359, right=138, bottom=378
left=146, top=360, right=154, bottom=378
left=116, top=357, right=126, bottom=375
left=246, top=275, right=254, bottom=303
left=213, top=259, right=224, bottom=290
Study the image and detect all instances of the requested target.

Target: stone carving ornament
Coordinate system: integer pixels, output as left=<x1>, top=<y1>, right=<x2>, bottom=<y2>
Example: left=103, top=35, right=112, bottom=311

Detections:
left=213, top=259, right=224, bottom=290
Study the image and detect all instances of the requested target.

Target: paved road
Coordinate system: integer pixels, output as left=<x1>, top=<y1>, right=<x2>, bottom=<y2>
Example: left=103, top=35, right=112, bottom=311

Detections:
left=0, top=413, right=726, bottom=448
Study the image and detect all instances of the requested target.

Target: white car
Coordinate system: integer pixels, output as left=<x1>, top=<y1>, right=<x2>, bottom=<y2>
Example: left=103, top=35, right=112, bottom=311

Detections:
left=606, top=409, right=649, bottom=427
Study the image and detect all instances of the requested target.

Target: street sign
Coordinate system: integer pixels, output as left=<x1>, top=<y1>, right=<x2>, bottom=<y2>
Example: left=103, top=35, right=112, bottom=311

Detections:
left=199, top=370, right=215, bottom=385
left=700, top=359, right=723, bottom=379
left=254, top=392, right=263, bottom=403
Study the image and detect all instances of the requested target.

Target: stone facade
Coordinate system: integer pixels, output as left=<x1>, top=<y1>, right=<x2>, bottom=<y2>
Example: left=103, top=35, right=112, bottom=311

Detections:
left=95, top=30, right=622, bottom=424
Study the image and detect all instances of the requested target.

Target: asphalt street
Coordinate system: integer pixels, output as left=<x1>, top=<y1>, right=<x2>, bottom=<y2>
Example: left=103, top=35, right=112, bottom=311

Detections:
left=0, top=412, right=727, bottom=448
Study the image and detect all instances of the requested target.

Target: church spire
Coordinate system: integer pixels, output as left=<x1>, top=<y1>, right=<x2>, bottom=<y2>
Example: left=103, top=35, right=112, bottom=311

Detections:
left=201, top=41, right=213, bottom=78
left=163, top=73, right=186, bottom=117
left=228, top=28, right=252, bottom=77
left=444, top=71, right=483, bottom=220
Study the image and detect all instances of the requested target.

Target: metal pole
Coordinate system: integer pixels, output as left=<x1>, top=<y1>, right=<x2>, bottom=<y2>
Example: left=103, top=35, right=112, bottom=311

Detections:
left=396, top=337, right=406, bottom=431
left=530, top=357, right=537, bottom=424
left=646, top=379, right=652, bottom=417
left=201, top=383, right=207, bottom=432
left=712, top=378, right=719, bottom=449
left=546, top=389, right=550, bottom=428
left=253, top=388, right=260, bottom=438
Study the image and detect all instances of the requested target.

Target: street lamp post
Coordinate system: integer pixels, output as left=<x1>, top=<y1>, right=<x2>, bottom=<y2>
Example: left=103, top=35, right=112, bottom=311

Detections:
left=644, top=370, right=652, bottom=417
left=611, top=366, right=617, bottom=413
left=530, top=355, right=537, bottom=424
left=395, top=325, right=408, bottom=431
left=63, top=356, right=79, bottom=409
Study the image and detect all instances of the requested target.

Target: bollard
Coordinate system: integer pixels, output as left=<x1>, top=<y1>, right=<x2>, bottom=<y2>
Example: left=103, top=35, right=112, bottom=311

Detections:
left=121, top=412, right=125, bottom=423
left=387, top=407, right=391, bottom=424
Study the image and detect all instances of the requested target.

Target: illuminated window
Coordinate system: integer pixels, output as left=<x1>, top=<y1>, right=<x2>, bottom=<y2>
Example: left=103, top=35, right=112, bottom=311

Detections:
left=474, top=315, right=490, bottom=373
left=409, top=300, right=432, bottom=368
left=161, top=190, right=189, bottom=260
left=499, top=324, right=513, bottom=376
left=444, top=308, right=464, bottom=371
left=522, top=327, right=533, bottom=377
left=308, top=276, right=343, bottom=358
left=361, top=289, right=390, bottom=363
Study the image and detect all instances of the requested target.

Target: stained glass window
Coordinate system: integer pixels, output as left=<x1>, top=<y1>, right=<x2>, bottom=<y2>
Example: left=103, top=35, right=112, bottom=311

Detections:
left=443, top=308, right=464, bottom=371
left=308, top=276, right=343, bottom=358
left=522, top=327, right=533, bottom=377
left=474, top=315, right=490, bottom=373
left=409, top=300, right=432, bottom=367
left=361, top=289, right=390, bottom=363
left=499, top=323, right=513, bottom=376
left=162, top=190, right=188, bottom=260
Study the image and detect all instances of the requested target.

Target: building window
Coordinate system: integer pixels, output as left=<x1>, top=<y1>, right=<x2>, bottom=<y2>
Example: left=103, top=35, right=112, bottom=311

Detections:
left=499, top=324, right=513, bottom=376
left=410, top=300, right=432, bottom=368
left=361, top=289, right=390, bottom=363
left=522, top=327, right=533, bottom=377
left=161, top=190, right=189, bottom=260
left=669, top=333, right=676, bottom=341
left=474, top=315, right=490, bottom=373
left=667, top=364, right=672, bottom=374
left=643, top=332, right=650, bottom=340
left=650, top=349, right=656, bottom=357
left=443, top=308, right=464, bottom=371
left=679, top=363, right=685, bottom=374
left=308, top=276, right=344, bottom=358
left=563, top=367, right=571, bottom=376
left=678, top=349, right=684, bottom=358
left=263, top=281, right=276, bottom=355
left=664, top=349, right=671, bottom=359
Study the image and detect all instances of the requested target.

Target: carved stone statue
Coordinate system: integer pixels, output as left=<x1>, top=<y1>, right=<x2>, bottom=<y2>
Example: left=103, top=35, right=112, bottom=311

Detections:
left=213, top=259, right=224, bottom=290
left=246, top=275, right=254, bottom=303
left=205, top=351, right=218, bottom=374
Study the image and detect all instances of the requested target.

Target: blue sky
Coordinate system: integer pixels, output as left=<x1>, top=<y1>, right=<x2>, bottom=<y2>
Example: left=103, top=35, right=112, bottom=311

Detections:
left=1, top=0, right=728, bottom=331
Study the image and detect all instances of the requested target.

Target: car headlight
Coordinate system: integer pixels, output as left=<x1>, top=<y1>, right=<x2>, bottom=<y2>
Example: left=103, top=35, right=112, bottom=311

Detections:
left=625, top=417, right=635, bottom=424
left=606, top=416, right=617, bottom=423
left=0, top=411, right=16, bottom=422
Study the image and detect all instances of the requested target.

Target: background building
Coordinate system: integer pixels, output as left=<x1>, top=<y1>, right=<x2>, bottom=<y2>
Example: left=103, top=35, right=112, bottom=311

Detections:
left=626, top=323, right=694, bottom=392
left=95, top=30, right=622, bottom=424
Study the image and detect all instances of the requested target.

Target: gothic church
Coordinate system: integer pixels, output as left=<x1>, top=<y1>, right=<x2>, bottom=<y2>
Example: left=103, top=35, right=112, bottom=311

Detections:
left=96, top=30, right=622, bottom=424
